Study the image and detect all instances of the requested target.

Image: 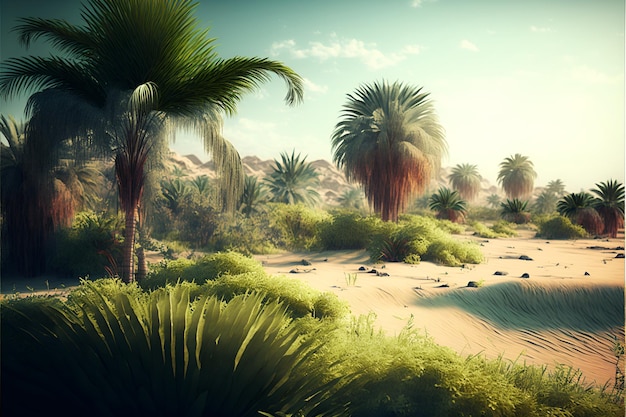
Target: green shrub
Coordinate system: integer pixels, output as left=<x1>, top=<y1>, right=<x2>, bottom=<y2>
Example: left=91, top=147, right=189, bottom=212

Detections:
left=491, top=220, right=518, bottom=236
left=204, top=272, right=350, bottom=320
left=50, top=210, right=124, bottom=278
left=470, top=220, right=518, bottom=238
left=318, top=210, right=380, bottom=250
left=1, top=283, right=350, bottom=416
left=467, top=205, right=501, bottom=222
left=141, top=251, right=265, bottom=290
left=536, top=215, right=588, bottom=239
left=208, top=212, right=281, bottom=255
left=267, top=203, right=329, bottom=250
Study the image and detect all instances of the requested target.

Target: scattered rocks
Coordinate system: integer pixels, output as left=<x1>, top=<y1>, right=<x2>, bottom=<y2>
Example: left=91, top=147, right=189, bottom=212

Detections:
left=493, top=271, right=508, bottom=276
left=289, top=268, right=316, bottom=274
left=467, top=281, right=480, bottom=288
left=520, top=273, right=530, bottom=278
left=519, top=255, right=533, bottom=261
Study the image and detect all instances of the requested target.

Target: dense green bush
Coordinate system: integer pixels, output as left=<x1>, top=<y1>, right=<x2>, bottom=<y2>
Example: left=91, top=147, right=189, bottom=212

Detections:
left=50, top=210, right=124, bottom=278
left=208, top=212, right=280, bottom=255
left=318, top=210, right=380, bottom=250
left=470, top=220, right=518, bottom=238
left=368, top=215, right=483, bottom=266
left=267, top=203, right=329, bottom=250
left=535, top=215, right=588, bottom=239
left=141, top=251, right=265, bottom=290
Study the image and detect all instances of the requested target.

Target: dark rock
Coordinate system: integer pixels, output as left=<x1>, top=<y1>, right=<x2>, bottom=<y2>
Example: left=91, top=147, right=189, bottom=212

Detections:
left=519, top=255, right=533, bottom=261
left=358, top=266, right=368, bottom=271
left=289, top=269, right=299, bottom=274
left=377, top=272, right=390, bottom=277
left=368, top=269, right=378, bottom=274
left=520, top=273, right=530, bottom=278
left=493, top=271, right=508, bottom=276
left=436, top=284, right=450, bottom=288
left=300, top=259, right=312, bottom=266
left=467, top=281, right=480, bottom=288
left=616, top=253, right=625, bottom=259
left=584, top=272, right=590, bottom=276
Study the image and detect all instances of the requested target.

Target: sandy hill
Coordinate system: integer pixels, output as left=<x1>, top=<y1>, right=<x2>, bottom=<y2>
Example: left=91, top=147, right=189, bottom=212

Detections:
left=166, top=152, right=502, bottom=207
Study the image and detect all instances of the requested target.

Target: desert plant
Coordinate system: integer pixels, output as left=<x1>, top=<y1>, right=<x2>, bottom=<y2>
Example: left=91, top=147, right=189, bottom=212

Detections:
left=239, top=175, right=268, bottom=217
left=535, top=215, right=588, bottom=239
left=557, top=192, right=604, bottom=235
left=267, top=203, right=328, bottom=250
left=428, top=187, right=467, bottom=222
left=265, top=151, right=321, bottom=207
left=497, top=154, right=537, bottom=199
left=486, top=193, right=502, bottom=209
left=546, top=179, right=567, bottom=197
left=337, top=187, right=367, bottom=211
left=331, top=80, right=447, bottom=222
left=317, top=210, right=379, bottom=250
left=533, top=189, right=559, bottom=215
left=500, top=198, right=531, bottom=224
left=448, top=163, right=482, bottom=201
left=2, top=283, right=350, bottom=416
left=344, top=273, right=358, bottom=287
left=591, top=179, right=625, bottom=238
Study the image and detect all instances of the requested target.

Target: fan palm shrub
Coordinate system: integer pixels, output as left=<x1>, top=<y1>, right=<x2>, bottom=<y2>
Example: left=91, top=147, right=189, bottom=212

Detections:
left=2, top=283, right=350, bottom=416
left=428, top=187, right=467, bottom=223
left=557, top=192, right=604, bottom=235
left=500, top=198, right=531, bottom=224
left=331, top=80, right=447, bottom=222
left=532, top=189, right=559, bottom=215
left=448, top=163, right=482, bottom=201
left=591, top=179, right=624, bottom=238
left=497, top=154, right=537, bottom=199
left=265, top=151, right=321, bottom=206
left=240, top=175, right=268, bottom=217
left=486, top=193, right=501, bottom=209
left=0, top=0, right=304, bottom=282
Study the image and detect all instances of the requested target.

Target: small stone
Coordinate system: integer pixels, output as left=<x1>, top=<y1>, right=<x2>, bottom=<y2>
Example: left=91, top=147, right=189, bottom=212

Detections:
left=467, top=281, right=480, bottom=288
left=377, top=272, right=390, bottom=277
left=289, top=269, right=299, bottom=274
left=368, top=269, right=378, bottom=274
left=584, top=271, right=590, bottom=276
left=521, top=273, right=530, bottom=278
left=519, top=255, right=533, bottom=261
left=300, top=259, right=312, bottom=266
left=616, top=253, right=625, bottom=259
left=358, top=266, right=368, bottom=271
left=493, top=271, right=508, bottom=276
left=436, top=284, right=450, bottom=288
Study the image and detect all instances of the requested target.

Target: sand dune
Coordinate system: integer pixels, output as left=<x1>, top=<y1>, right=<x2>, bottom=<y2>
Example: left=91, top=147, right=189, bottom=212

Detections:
left=256, top=230, right=625, bottom=386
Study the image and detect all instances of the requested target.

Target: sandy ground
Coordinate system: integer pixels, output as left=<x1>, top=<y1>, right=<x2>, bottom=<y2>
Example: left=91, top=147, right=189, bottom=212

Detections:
left=2, top=229, right=624, bottom=386
left=255, top=230, right=625, bottom=386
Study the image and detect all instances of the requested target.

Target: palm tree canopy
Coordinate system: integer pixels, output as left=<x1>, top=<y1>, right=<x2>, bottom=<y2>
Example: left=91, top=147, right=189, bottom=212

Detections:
left=497, top=153, right=537, bottom=199
left=428, top=187, right=467, bottom=222
left=448, top=163, right=481, bottom=201
left=556, top=192, right=597, bottom=219
left=331, top=80, right=447, bottom=221
left=546, top=179, right=566, bottom=196
left=591, top=179, right=624, bottom=215
left=265, top=150, right=320, bottom=206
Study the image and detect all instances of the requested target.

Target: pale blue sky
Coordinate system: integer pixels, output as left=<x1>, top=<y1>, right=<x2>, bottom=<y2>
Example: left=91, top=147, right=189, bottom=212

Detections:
left=1, top=0, right=624, bottom=191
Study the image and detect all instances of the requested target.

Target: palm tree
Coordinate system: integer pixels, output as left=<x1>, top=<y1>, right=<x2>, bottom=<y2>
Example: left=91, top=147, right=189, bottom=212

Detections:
left=159, top=178, right=189, bottom=216
left=448, top=163, right=481, bottom=201
left=337, top=187, right=366, bottom=211
left=265, top=151, right=320, bottom=206
left=428, top=187, right=467, bottom=223
left=500, top=198, right=531, bottom=224
left=486, top=193, right=501, bottom=209
left=590, top=179, right=624, bottom=238
left=557, top=192, right=604, bottom=235
left=331, top=80, right=447, bottom=222
left=532, top=190, right=558, bottom=215
left=546, top=179, right=567, bottom=197
left=239, top=175, right=268, bottom=217
left=0, top=0, right=304, bottom=282
left=497, top=154, right=537, bottom=199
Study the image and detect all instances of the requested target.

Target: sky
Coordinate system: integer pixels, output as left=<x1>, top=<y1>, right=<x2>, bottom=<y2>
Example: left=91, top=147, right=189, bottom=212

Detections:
left=1, top=0, right=624, bottom=191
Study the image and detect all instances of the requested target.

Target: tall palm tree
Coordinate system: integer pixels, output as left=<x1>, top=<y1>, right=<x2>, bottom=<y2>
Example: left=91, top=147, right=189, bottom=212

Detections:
left=428, top=187, right=467, bottom=223
left=497, top=154, right=537, bottom=199
left=331, top=80, right=447, bottom=222
left=532, top=189, right=558, bottom=215
left=265, top=151, right=320, bottom=206
left=0, top=0, right=303, bottom=282
left=590, top=179, right=624, bottom=238
left=545, top=179, right=567, bottom=197
left=239, top=175, right=268, bottom=217
left=486, top=193, right=501, bottom=209
left=448, top=163, right=481, bottom=201
left=557, top=192, right=604, bottom=235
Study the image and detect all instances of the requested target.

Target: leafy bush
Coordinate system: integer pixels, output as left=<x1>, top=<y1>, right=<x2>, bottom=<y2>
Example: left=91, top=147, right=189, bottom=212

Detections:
left=141, top=251, right=265, bottom=290
left=467, top=205, right=501, bottom=222
left=203, top=272, right=350, bottom=320
left=317, top=210, right=380, bottom=250
left=470, top=220, right=518, bottom=238
left=491, top=220, right=518, bottom=236
left=536, top=215, right=588, bottom=239
left=2, top=283, right=350, bottom=416
left=368, top=215, right=483, bottom=266
left=208, top=212, right=280, bottom=255
left=267, top=203, right=329, bottom=250
left=50, top=210, right=124, bottom=278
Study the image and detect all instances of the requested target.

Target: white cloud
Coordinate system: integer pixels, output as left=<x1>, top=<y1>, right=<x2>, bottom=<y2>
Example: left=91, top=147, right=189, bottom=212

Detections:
left=303, top=78, right=328, bottom=94
left=530, top=25, right=553, bottom=33
left=460, top=39, right=479, bottom=52
left=270, top=37, right=422, bottom=70
left=410, top=0, right=437, bottom=8
left=570, top=66, right=623, bottom=84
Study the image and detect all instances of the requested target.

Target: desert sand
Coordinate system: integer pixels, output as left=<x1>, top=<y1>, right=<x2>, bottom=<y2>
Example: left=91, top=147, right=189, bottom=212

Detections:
left=255, top=229, right=625, bottom=386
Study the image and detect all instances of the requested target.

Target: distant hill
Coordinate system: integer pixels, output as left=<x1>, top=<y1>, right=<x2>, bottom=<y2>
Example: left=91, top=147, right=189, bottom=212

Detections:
left=166, top=152, right=502, bottom=207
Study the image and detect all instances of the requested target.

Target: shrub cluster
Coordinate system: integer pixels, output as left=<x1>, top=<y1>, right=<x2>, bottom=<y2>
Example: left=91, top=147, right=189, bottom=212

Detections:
left=470, top=220, right=518, bottom=238
left=535, top=215, right=588, bottom=239
left=317, top=210, right=380, bottom=250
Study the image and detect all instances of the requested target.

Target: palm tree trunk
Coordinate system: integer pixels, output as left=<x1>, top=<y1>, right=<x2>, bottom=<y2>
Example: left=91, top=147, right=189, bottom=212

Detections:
left=121, top=207, right=137, bottom=283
